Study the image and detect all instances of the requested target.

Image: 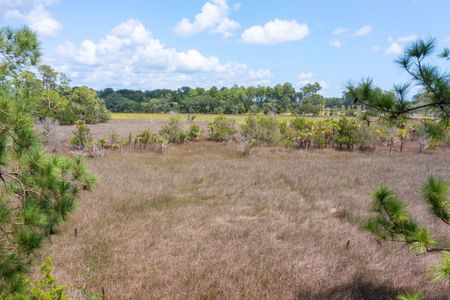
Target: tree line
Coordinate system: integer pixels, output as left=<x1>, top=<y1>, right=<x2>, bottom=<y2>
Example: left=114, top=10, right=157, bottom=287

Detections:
left=98, top=82, right=357, bottom=115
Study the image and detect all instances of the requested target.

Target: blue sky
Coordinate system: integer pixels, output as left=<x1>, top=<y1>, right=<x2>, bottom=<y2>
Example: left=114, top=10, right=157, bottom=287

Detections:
left=1, top=0, right=449, bottom=96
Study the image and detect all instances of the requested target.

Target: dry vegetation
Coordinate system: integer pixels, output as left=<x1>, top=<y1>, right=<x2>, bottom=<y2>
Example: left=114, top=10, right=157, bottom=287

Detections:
left=36, top=119, right=450, bottom=299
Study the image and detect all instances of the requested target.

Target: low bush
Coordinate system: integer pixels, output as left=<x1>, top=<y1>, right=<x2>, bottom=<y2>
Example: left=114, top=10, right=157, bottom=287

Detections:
left=134, top=129, right=163, bottom=152
left=187, top=124, right=202, bottom=141
left=70, top=120, right=93, bottom=150
left=159, top=116, right=188, bottom=144
left=241, top=115, right=282, bottom=146
left=1, top=257, right=70, bottom=299
left=207, top=115, right=237, bottom=141
left=333, top=118, right=359, bottom=150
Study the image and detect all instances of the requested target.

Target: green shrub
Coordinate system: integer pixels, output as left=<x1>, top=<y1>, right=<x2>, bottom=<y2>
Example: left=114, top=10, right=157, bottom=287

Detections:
left=187, top=124, right=202, bottom=141
left=241, top=115, right=282, bottom=146
left=70, top=120, right=93, bottom=150
left=159, top=116, right=188, bottom=144
left=207, top=115, right=237, bottom=141
left=312, top=118, right=339, bottom=149
left=288, top=118, right=315, bottom=149
left=334, top=118, right=359, bottom=150
left=134, top=129, right=163, bottom=152
left=355, top=123, right=380, bottom=150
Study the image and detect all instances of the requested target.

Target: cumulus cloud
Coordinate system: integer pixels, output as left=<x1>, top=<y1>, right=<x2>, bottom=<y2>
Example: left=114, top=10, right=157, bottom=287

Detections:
left=385, top=42, right=403, bottom=55
left=241, top=19, right=309, bottom=45
left=385, top=35, right=418, bottom=55
left=297, top=72, right=327, bottom=89
left=48, top=19, right=272, bottom=89
left=1, top=0, right=62, bottom=38
left=174, top=0, right=240, bottom=38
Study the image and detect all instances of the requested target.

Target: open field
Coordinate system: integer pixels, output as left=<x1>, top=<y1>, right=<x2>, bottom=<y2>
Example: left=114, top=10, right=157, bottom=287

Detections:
left=34, top=119, right=450, bottom=299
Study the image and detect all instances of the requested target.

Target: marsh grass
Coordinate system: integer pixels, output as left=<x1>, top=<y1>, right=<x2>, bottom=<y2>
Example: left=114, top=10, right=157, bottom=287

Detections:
left=34, top=120, right=450, bottom=299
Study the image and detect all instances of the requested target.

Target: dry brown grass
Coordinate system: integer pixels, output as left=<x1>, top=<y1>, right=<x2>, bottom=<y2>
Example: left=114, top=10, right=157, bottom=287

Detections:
left=36, top=120, right=450, bottom=299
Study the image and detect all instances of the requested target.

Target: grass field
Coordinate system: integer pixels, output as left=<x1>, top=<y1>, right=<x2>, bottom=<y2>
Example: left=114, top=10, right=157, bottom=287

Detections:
left=35, top=119, right=450, bottom=299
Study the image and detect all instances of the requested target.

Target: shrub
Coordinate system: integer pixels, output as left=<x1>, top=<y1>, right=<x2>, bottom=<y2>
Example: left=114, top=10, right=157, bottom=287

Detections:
left=109, top=131, right=121, bottom=146
left=134, top=129, right=163, bottom=152
left=207, top=115, right=237, bottom=141
left=241, top=115, right=282, bottom=146
left=70, top=120, right=93, bottom=150
left=313, top=118, right=339, bottom=149
left=355, top=124, right=380, bottom=150
left=159, top=116, right=188, bottom=144
left=334, top=118, right=359, bottom=150
left=1, top=257, right=69, bottom=299
left=187, top=124, right=202, bottom=141
left=288, top=118, right=315, bottom=149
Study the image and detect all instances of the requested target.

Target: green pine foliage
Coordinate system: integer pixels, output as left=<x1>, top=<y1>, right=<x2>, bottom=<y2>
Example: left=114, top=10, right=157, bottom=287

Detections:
left=364, top=186, right=436, bottom=253
left=397, top=292, right=423, bottom=300
left=431, top=251, right=450, bottom=282
left=423, top=176, right=450, bottom=224
left=1, top=26, right=95, bottom=296
left=364, top=178, right=450, bottom=292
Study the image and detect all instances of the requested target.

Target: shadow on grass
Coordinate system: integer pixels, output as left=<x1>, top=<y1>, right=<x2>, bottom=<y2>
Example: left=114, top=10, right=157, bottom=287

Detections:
left=296, top=275, right=446, bottom=300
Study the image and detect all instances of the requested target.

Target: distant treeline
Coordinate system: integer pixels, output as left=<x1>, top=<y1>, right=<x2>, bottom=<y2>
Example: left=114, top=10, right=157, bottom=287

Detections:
left=98, top=82, right=357, bottom=115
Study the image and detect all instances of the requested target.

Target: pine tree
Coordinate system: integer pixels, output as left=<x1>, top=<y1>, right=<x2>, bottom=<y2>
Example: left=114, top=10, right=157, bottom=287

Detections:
left=1, top=26, right=95, bottom=295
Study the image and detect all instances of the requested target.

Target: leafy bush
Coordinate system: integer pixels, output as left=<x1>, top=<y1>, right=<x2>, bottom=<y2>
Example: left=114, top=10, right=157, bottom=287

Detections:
left=159, top=116, right=188, bottom=144
left=207, top=115, right=237, bottom=141
left=354, top=124, right=380, bottom=150
left=70, top=120, right=93, bottom=150
left=187, top=124, right=202, bottom=141
left=241, top=115, right=282, bottom=146
left=1, top=257, right=69, bottom=299
left=288, top=118, right=315, bottom=149
left=133, top=129, right=163, bottom=152
left=334, top=118, right=359, bottom=150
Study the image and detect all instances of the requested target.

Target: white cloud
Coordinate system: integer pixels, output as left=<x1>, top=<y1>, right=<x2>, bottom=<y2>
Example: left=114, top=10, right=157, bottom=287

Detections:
left=385, top=42, right=402, bottom=55
left=1, top=0, right=62, bottom=38
left=329, top=38, right=342, bottom=48
left=329, top=25, right=372, bottom=48
left=352, top=25, right=372, bottom=37
left=385, top=35, right=418, bottom=55
left=296, top=72, right=327, bottom=89
left=241, top=18, right=309, bottom=45
left=174, top=0, right=240, bottom=38
left=48, top=19, right=272, bottom=89
left=332, top=27, right=350, bottom=36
